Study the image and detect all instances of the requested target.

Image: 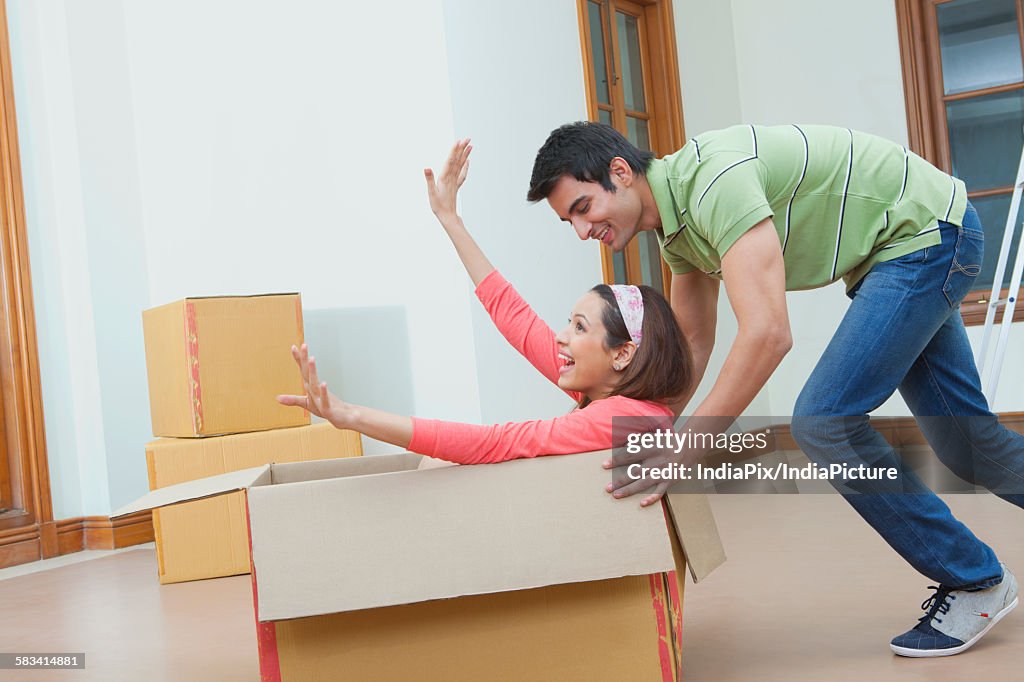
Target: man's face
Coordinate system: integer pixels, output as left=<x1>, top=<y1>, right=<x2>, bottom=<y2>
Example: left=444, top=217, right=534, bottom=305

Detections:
left=545, top=163, right=644, bottom=253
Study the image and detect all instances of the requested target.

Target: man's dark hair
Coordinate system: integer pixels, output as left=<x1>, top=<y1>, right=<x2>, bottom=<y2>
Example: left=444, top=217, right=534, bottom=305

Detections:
left=527, top=121, right=654, bottom=202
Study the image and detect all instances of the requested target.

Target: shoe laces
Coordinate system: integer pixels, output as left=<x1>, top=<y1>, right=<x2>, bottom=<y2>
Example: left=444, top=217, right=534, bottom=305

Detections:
left=919, top=585, right=957, bottom=625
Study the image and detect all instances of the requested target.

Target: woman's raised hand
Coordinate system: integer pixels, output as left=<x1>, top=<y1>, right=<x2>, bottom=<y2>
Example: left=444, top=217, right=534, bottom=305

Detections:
left=424, top=138, right=472, bottom=222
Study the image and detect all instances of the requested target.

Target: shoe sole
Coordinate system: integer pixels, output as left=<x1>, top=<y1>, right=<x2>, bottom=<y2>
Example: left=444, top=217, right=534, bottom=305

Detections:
left=890, top=595, right=1019, bottom=658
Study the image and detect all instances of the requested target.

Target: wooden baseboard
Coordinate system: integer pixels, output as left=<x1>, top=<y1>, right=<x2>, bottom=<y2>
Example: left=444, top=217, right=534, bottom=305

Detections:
left=0, top=524, right=42, bottom=569
left=766, top=412, right=1024, bottom=453
left=0, top=511, right=153, bottom=569
left=82, top=511, right=154, bottom=550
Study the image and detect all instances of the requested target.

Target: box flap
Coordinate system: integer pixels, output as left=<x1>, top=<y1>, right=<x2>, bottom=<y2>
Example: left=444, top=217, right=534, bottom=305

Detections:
left=247, top=450, right=678, bottom=621
left=111, top=465, right=272, bottom=518
left=269, top=452, right=422, bottom=484
left=665, top=490, right=727, bottom=583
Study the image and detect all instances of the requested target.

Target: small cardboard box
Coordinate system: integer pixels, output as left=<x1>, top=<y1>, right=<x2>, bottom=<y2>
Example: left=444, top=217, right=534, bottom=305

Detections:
left=116, top=450, right=725, bottom=681
left=142, top=293, right=309, bottom=437
left=146, top=423, right=362, bottom=584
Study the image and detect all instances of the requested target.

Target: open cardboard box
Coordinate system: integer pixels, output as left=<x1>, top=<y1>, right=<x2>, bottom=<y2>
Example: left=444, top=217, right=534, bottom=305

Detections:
left=115, top=450, right=726, bottom=681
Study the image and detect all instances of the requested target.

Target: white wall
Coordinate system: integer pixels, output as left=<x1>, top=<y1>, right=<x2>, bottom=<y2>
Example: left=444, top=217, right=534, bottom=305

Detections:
left=440, top=0, right=600, bottom=424
left=674, top=0, right=1024, bottom=418
left=9, top=0, right=487, bottom=516
left=119, top=0, right=484, bottom=438
left=10, top=0, right=120, bottom=518
left=13, top=0, right=1024, bottom=517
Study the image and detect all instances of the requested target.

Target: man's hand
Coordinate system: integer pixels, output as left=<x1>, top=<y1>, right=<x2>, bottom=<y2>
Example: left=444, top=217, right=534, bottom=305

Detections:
left=601, top=414, right=734, bottom=507
left=277, top=343, right=358, bottom=429
left=601, top=442, right=704, bottom=508
left=424, top=138, right=471, bottom=221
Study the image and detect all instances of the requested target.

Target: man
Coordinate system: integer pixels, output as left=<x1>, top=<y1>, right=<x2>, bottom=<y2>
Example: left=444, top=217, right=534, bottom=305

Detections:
left=527, top=122, right=1022, bottom=657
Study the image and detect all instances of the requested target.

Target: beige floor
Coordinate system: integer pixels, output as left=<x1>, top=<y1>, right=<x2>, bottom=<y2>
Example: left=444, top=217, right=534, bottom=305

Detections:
left=684, top=493, right=1024, bottom=681
left=0, top=493, right=1020, bottom=681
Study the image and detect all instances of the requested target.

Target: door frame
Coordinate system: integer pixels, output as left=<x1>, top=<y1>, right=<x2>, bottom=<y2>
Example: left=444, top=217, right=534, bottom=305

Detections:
left=0, top=0, right=56, bottom=564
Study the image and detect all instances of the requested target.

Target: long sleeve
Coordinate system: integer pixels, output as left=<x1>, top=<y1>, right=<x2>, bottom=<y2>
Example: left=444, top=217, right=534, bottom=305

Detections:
left=475, top=271, right=581, bottom=402
left=408, top=396, right=673, bottom=464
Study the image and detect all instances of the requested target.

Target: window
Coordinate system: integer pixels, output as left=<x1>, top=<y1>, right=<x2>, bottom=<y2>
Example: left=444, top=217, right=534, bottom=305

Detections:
left=577, top=0, right=686, bottom=296
left=897, top=0, right=1024, bottom=324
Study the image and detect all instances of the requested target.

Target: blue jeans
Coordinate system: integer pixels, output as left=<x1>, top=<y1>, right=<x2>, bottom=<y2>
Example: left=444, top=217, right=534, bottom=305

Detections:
left=792, top=202, right=1024, bottom=590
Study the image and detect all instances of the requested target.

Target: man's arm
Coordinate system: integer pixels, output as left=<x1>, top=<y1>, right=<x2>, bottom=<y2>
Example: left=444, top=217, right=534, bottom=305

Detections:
left=693, top=217, right=792, bottom=421
left=610, top=217, right=792, bottom=506
left=668, top=271, right=720, bottom=415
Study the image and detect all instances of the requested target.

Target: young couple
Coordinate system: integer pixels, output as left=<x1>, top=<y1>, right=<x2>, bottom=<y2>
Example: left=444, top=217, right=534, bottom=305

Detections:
left=279, top=123, right=1022, bottom=658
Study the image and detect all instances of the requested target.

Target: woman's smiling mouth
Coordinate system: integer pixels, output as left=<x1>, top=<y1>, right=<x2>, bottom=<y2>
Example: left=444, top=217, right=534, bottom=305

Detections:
left=558, top=352, right=576, bottom=374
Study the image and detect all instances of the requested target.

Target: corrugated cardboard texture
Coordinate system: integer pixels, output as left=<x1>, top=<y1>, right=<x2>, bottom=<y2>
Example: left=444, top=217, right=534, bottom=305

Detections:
left=142, top=293, right=309, bottom=437
left=248, top=451, right=677, bottom=621
left=142, top=301, right=192, bottom=438
left=143, top=423, right=362, bottom=583
left=269, top=575, right=677, bottom=682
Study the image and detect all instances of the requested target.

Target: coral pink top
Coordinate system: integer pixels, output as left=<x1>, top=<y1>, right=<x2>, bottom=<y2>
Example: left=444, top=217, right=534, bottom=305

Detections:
left=409, top=271, right=674, bottom=465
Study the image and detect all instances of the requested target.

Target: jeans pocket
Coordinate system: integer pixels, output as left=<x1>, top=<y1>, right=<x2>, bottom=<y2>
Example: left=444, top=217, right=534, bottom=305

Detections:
left=942, top=227, right=984, bottom=307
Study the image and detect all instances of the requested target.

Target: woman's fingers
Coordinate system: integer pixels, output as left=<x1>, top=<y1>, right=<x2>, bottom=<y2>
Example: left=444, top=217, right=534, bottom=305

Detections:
left=440, top=139, right=461, bottom=178
left=276, top=394, right=308, bottom=408
left=298, top=343, right=310, bottom=380
left=444, top=139, right=469, bottom=181
left=292, top=343, right=315, bottom=397
left=308, top=356, right=321, bottom=397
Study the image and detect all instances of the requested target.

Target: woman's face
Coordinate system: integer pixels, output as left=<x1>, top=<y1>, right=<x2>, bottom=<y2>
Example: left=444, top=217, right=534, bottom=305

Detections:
left=555, top=292, right=624, bottom=401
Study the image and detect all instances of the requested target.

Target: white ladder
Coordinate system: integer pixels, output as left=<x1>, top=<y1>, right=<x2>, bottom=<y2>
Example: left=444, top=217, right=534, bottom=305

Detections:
left=976, top=144, right=1024, bottom=403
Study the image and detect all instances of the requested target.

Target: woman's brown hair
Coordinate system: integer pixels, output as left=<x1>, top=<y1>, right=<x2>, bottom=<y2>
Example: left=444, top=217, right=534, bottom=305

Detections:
left=583, top=284, right=693, bottom=408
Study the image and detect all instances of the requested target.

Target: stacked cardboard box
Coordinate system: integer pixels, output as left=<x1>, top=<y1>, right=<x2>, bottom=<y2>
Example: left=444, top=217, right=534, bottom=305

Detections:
left=142, top=294, right=310, bottom=437
left=141, top=294, right=362, bottom=583
left=115, top=450, right=726, bottom=681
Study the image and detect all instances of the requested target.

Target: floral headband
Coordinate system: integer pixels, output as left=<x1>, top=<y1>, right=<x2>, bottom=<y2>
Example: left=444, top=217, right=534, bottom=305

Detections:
left=610, top=284, right=643, bottom=345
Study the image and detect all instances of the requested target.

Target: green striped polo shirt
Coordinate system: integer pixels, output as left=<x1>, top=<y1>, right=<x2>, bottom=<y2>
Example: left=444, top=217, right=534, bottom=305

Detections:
left=647, top=124, right=967, bottom=292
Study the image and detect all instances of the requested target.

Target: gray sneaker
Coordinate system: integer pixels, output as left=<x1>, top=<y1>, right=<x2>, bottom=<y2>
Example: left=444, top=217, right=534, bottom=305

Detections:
left=890, top=564, right=1019, bottom=657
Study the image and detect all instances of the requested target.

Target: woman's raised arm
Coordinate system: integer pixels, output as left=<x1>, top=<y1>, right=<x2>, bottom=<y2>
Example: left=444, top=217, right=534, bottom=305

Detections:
left=424, top=139, right=495, bottom=287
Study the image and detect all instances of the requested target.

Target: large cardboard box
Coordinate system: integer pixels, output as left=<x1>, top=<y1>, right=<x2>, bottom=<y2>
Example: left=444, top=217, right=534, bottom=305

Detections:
left=146, top=423, right=362, bottom=584
left=142, top=293, right=309, bottom=437
left=117, top=450, right=726, bottom=681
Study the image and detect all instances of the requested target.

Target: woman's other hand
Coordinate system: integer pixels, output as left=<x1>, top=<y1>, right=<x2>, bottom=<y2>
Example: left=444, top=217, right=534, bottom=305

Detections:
left=424, top=138, right=471, bottom=222
left=277, top=343, right=358, bottom=429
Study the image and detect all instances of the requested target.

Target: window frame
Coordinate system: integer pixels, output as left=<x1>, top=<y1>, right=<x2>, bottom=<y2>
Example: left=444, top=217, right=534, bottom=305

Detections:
left=577, top=0, right=687, bottom=297
left=896, top=0, right=1024, bottom=325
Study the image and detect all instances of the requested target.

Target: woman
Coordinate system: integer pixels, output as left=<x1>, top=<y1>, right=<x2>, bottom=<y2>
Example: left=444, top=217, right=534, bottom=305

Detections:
left=277, top=140, right=692, bottom=507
